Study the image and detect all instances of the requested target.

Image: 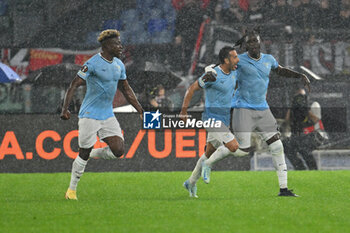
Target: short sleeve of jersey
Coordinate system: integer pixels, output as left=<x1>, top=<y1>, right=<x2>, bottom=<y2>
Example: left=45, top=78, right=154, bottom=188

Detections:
left=77, top=62, right=94, bottom=80
left=270, top=55, right=279, bottom=69
left=120, top=62, right=127, bottom=80
left=197, top=73, right=212, bottom=89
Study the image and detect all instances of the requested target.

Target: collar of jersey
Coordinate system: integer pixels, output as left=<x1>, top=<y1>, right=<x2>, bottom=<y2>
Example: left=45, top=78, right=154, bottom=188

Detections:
left=247, top=52, right=261, bottom=61
left=218, top=65, right=230, bottom=75
left=99, top=53, right=113, bottom=63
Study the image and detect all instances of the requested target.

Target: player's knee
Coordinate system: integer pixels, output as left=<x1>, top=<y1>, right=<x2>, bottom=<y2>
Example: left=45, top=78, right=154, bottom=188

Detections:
left=111, top=147, right=124, bottom=158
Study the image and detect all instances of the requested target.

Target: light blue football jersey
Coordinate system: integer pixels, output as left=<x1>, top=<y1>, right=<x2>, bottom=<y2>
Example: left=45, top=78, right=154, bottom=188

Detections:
left=77, top=53, right=126, bottom=120
left=231, top=52, right=278, bottom=110
left=198, top=66, right=237, bottom=126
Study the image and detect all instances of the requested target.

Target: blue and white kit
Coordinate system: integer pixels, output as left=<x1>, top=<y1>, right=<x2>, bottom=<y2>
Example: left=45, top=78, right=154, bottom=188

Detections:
left=77, top=53, right=125, bottom=148
left=199, top=66, right=237, bottom=148
left=231, top=52, right=280, bottom=148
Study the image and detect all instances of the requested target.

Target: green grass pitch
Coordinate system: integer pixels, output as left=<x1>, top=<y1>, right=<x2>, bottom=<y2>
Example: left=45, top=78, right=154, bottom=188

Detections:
left=1, top=170, right=349, bottom=233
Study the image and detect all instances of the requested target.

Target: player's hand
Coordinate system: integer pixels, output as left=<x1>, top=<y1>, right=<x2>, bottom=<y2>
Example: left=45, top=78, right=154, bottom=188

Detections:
left=60, top=109, right=71, bottom=120
left=203, top=64, right=217, bottom=82
left=204, top=64, right=217, bottom=74
left=179, top=109, right=188, bottom=123
left=300, top=74, right=310, bottom=92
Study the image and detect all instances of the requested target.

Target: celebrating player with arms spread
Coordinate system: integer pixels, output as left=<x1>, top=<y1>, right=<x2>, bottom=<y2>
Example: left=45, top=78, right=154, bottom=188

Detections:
left=230, top=28, right=310, bottom=197
left=60, top=29, right=144, bottom=200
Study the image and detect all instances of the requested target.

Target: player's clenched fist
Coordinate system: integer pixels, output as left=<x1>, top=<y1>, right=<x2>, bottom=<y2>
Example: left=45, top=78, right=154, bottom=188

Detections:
left=202, top=64, right=217, bottom=82
left=60, top=109, right=71, bottom=120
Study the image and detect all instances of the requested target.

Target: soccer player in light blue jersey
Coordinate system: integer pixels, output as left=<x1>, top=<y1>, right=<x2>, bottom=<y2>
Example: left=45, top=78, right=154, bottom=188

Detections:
left=231, top=28, right=310, bottom=197
left=60, top=29, right=144, bottom=200
left=180, top=46, right=240, bottom=198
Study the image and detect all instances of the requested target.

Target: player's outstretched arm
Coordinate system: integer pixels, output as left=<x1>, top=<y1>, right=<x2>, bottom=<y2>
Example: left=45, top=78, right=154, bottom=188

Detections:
left=180, top=80, right=201, bottom=122
left=273, top=65, right=311, bottom=92
left=60, top=75, right=85, bottom=120
left=118, top=80, right=144, bottom=118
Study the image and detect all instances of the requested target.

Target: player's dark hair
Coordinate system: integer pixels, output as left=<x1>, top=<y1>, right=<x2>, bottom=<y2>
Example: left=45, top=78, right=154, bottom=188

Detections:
left=234, top=27, right=261, bottom=49
left=218, top=46, right=236, bottom=64
left=98, top=29, right=120, bottom=44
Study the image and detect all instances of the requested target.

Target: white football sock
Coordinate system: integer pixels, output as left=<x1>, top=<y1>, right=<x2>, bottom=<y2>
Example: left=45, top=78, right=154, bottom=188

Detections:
left=69, top=155, right=88, bottom=191
left=89, top=147, right=116, bottom=160
left=189, top=153, right=207, bottom=185
left=232, top=148, right=249, bottom=157
left=269, top=140, right=288, bottom=189
left=204, top=145, right=231, bottom=168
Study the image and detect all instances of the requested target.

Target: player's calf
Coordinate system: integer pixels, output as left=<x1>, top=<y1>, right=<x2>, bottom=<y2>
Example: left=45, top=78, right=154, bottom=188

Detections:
left=225, top=139, right=239, bottom=153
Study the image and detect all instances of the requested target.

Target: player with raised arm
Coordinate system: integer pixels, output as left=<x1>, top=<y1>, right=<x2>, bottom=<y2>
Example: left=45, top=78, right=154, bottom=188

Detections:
left=60, top=29, right=144, bottom=200
left=229, top=28, right=310, bottom=197
left=180, top=46, right=240, bottom=198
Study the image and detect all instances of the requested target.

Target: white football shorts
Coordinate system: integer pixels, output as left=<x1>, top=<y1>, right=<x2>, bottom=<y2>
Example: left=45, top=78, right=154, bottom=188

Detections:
left=231, top=108, right=278, bottom=148
left=206, top=121, right=235, bottom=149
left=78, top=116, right=124, bottom=148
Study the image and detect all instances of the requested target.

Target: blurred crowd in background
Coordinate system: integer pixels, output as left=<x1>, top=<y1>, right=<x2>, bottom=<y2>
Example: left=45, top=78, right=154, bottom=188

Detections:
left=1, top=0, right=350, bottom=60
left=0, top=0, right=349, bottom=72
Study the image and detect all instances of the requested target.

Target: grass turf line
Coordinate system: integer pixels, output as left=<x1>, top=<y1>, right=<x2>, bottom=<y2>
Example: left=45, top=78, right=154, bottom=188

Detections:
left=0, top=171, right=349, bottom=233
